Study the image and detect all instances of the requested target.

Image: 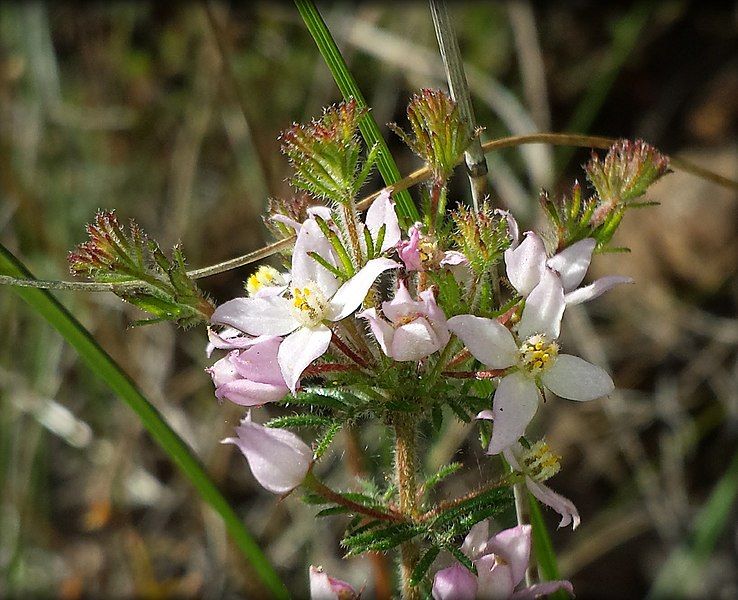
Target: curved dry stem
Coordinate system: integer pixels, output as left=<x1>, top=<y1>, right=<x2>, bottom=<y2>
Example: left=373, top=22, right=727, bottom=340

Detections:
left=2, top=133, right=735, bottom=292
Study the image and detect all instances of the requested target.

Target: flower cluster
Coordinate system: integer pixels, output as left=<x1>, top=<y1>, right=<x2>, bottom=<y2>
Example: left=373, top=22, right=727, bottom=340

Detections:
left=200, top=94, right=669, bottom=598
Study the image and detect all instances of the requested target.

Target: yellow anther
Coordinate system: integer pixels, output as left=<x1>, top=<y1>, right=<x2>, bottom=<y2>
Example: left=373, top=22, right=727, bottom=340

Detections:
left=519, top=334, right=559, bottom=376
left=520, top=440, right=561, bottom=482
left=246, top=266, right=285, bottom=297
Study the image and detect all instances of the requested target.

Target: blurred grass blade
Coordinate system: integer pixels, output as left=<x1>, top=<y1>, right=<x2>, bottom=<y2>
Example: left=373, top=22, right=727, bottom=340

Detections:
left=529, top=493, right=571, bottom=600
left=647, top=448, right=738, bottom=599
left=294, top=0, right=420, bottom=225
left=0, top=243, right=289, bottom=600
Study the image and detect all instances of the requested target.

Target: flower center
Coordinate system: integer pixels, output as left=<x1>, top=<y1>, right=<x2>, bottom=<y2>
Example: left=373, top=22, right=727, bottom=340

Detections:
left=519, top=440, right=561, bottom=483
left=290, top=284, right=328, bottom=327
left=246, top=266, right=287, bottom=296
left=394, top=312, right=424, bottom=327
left=518, top=334, right=559, bottom=376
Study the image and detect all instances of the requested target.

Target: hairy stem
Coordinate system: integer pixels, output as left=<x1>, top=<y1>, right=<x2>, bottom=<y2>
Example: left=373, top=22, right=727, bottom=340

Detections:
left=393, top=413, right=421, bottom=600
left=341, top=200, right=364, bottom=267
left=514, top=482, right=536, bottom=586
left=304, top=472, right=404, bottom=522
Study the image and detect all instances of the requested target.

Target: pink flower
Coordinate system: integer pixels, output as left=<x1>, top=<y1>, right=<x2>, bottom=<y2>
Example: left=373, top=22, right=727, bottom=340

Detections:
left=222, top=412, right=312, bottom=494
left=503, top=441, right=580, bottom=530
left=398, top=222, right=425, bottom=271
left=309, top=565, right=358, bottom=600
left=358, top=281, right=450, bottom=362
left=504, top=228, right=632, bottom=304
left=448, top=270, right=614, bottom=455
left=206, top=336, right=289, bottom=407
left=433, top=522, right=573, bottom=600
left=211, top=218, right=399, bottom=392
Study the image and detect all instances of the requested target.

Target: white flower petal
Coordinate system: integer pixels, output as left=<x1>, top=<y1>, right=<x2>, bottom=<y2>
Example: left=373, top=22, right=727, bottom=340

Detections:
left=525, top=477, right=580, bottom=529
left=475, top=554, right=515, bottom=600
left=564, top=275, right=634, bottom=305
left=365, top=190, right=401, bottom=252
left=357, top=308, right=394, bottom=357
left=211, top=297, right=299, bottom=336
left=447, top=315, right=518, bottom=369
left=292, top=218, right=340, bottom=296
left=391, top=318, right=442, bottom=361
left=541, top=354, right=614, bottom=401
left=327, top=258, right=399, bottom=321
left=511, top=580, right=574, bottom=600
left=516, top=269, right=565, bottom=340
left=504, top=232, right=547, bottom=297
left=222, top=413, right=312, bottom=494
left=277, top=325, right=333, bottom=393
left=487, top=372, right=540, bottom=455
left=547, top=238, right=595, bottom=291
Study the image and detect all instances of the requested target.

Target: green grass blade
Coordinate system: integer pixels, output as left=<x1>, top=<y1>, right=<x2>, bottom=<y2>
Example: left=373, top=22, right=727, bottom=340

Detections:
left=294, top=0, right=420, bottom=225
left=529, top=493, right=571, bottom=600
left=647, top=447, right=738, bottom=599
left=0, top=244, right=289, bottom=600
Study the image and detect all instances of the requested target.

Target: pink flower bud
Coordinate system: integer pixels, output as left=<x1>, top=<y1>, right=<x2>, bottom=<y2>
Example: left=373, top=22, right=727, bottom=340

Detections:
left=222, top=413, right=312, bottom=494
left=309, top=566, right=358, bottom=600
left=432, top=564, right=478, bottom=600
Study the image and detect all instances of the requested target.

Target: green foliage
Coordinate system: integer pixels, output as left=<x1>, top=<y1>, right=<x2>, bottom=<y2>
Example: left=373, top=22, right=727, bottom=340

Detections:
left=68, top=211, right=213, bottom=327
left=342, top=522, right=424, bottom=556
left=423, top=462, right=463, bottom=492
left=389, top=88, right=474, bottom=183
left=451, top=202, right=511, bottom=276
left=542, top=139, right=669, bottom=252
left=280, top=99, right=375, bottom=205
left=410, top=546, right=441, bottom=585
left=266, top=414, right=336, bottom=429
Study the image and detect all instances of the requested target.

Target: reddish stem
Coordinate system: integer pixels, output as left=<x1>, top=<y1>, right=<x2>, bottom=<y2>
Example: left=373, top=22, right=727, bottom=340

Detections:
left=443, top=369, right=506, bottom=379
left=331, top=333, right=370, bottom=368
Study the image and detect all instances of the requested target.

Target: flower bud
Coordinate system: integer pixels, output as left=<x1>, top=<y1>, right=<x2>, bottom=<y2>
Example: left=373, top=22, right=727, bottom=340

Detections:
left=222, top=413, right=312, bottom=495
left=432, top=564, right=478, bottom=600
left=309, top=566, right=358, bottom=600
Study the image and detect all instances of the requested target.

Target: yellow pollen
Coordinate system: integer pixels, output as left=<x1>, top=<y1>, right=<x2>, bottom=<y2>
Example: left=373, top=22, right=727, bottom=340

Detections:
left=290, top=284, right=327, bottom=326
left=246, top=266, right=284, bottom=297
left=519, top=334, right=559, bottom=375
left=520, top=440, right=561, bottom=482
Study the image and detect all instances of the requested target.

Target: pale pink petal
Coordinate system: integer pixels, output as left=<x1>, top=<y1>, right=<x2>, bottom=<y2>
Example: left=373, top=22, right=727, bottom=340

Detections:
left=307, top=206, right=333, bottom=221
left=253, top=284, right=289, bottom=299
left=516, top=270, right=565, bottom=341
left=327, top=258, right=399, bottom=321
left=357, top=308, right=394, bottom=356
left=365, top=190, right=401, bottom=252
left=206, top=355, right=240, bottom=388
left=440, top=251, right=468, bottom=266
left=487, top=373, right=540, bottom=455
left=460, top=520, right=490, bottom=559
left=525, top=477, right=580, bottom=530
left=398, top=223, right=423, bottom=271
left=207, top=327, right=280, bottom=355
left=511, top=580, right=574, bottom=600
left=447, top=315, right=518, bottom=369
left=501, top=443, right=524, bottom=472
left=292, top=218, right=340, bottom=296
left=270, top=214, right=302, bottom=231
left=277, top=325, right=333, bottom=393
left=229, top=338, right=285, bottom=386
left=309, top=565, right=357, bottom=600
left=564, top=275, right=633, bottom=305
left=211, top=297, right=299, bottom=336
left=222, top=413, right=312, bottom=494
left=547, top=238, right=595, bottom=292
left=419, top=289, right=451, bottom=347
left=504, top=232, right=547, bottom=297
left=432, top=564, right=478, bottom=600
left=485, top=525, right=531, bottom=587
left=382, top=280, right=420, bottom=322
left=215, top=379, right=288, bottom=407
left=475, top=554, right=515, bottom=600
left=391, top=318, right=442, bottom=361
left=541, top=354, right=614, bottom=401
left=477, top=409, right=495, bottom=420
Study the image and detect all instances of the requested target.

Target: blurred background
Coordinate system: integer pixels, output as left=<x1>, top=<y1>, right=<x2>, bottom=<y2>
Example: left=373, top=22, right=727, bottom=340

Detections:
left=1, top=1, right=736, bottom=598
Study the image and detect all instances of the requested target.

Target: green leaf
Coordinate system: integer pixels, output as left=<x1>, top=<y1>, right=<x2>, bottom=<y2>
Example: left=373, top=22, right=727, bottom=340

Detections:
left=315, top=506, right=351, bottom=518
left=266, top=414, right=334, bottom=429
left=424, top=462, right=463, bottom=492
left=445, top=544, right=477, bottom=575
left=342, top=522, right=424, bottom=556
left=294, top=0, right=419, bottom=226
left=410, top=545, right=441, bottom=586
left=314, top=421, right=342, bottom=459
left=0, top=244, right=288, bottom=599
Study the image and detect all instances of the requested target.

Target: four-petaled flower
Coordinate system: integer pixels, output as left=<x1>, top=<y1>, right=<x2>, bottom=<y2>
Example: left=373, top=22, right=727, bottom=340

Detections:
left=448, top=269, right=614, bottom=455
left=211, top=218, right=398, bottom=392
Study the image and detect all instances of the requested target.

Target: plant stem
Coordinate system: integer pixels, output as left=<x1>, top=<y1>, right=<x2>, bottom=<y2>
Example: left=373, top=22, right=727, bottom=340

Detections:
left=341, top=200, right=364, bottom=266
left=514, top=482, right=536, bottom=586
left=393, top=413, right=421, bottom=600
